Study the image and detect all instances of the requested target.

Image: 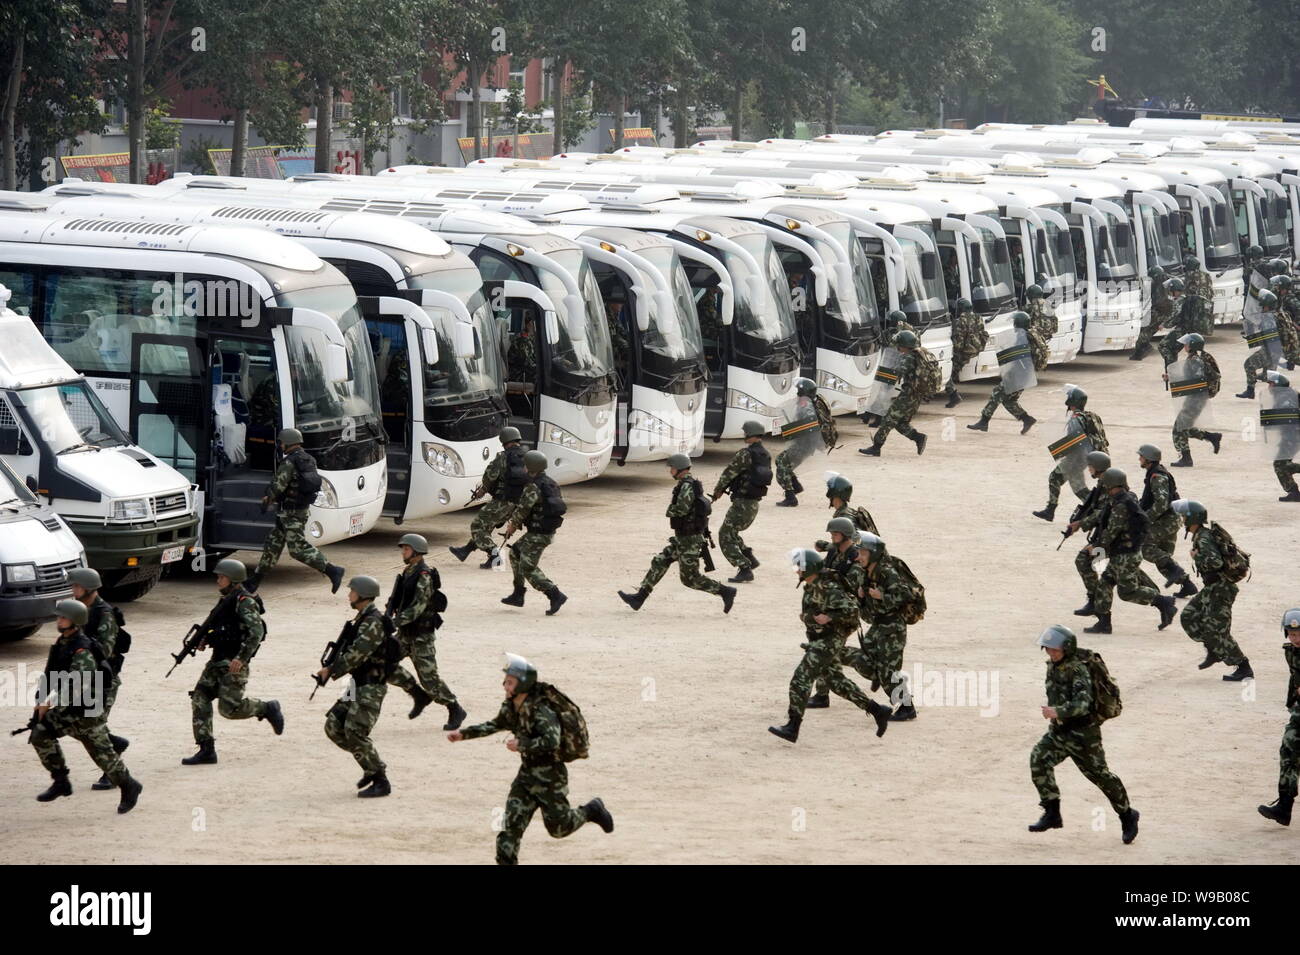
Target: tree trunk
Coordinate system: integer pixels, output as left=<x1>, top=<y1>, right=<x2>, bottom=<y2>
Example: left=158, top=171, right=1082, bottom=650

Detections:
left=1, top=35, right=22, bottom=192
left=553, top=60, right=565, bottom=153
left=128, top=0, right=148, bottom=184
left=674, top=86, right=688, bottom=148
left=731, top=82, right=743, bottom=141
left=231, top=106, right=248, bottom=177
left=824, top=87, right=835, bottom=136
left=612, top=90, right=625, bottom=150
left=470, top=57, right=483, bottom=160
left=314, top=77, right=332, bottom=172
left=782, top=99, right=795, bottom=139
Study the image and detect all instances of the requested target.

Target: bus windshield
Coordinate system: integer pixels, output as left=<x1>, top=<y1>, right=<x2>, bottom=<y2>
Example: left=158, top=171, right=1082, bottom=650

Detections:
left=896, top=233, right=948, bottom=323
left=637, top=246, right=706, bottom=364
left=1257, top=192, right=1291, bottom=253
left=1038, top=215, right=1077, bottom=293
left=818, top=222, right=877, bottom=328
left=409, top=267, right=506, bottom=406
left=1139, top=203, right=1183, bottom=269
left=1202, top=185, right=1242, bottom=269
left=10, top=381, right=130, bottom=454
left=726, top=231, right=798, bottom=343
left=1093, top=211, right=1138, bottom=280
left=541, top=249, right=616, bottom=380
left=971, top=226, right=1015, bottom=314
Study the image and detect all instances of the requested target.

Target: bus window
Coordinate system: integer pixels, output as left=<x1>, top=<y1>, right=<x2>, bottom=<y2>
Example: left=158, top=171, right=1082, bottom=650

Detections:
left=0, top=269, right=34, bottom=314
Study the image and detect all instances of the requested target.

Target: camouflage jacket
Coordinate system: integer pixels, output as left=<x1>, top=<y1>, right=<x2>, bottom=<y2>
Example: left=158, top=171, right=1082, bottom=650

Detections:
left=507, top=332, right=537, bottom=383
left=896, top=350, right=924, bottom=399
left=1141, top=468, right=1177, bottom=526
left=509, top=482, right=544, bottom=531
left=390, top=561, right=434, bottom=630
left=482, top=450, right=507, bottom=497
left=1282, top=292, right=1300, bottom=325
left=1186, top=269, right=1213, bottom=302
left=1027, top=299, right=1057, bottom=339
left=1189, top=526, right=1227, bottom=584
left=824, top=544, right=864, bottom=599
left=951, top=311, right=987, bottom=362
left=1151, top=278, right=1173, bottom=320
left=1076, top=482, right=1108, bottom=534
left=1096, top=490, right=1143, bottom=555
left=461, top=695, right=564, bottom=768
left=859, top=553, right=910, bottom=624
left=666, top=476, right=696, bottom=520
left=229, top=592, right=266, bottom=664
left=800, top=573, right=859, bottom=635
left=712, top=447, right=752, bottom=499
left=1284, top=643, right=1299, bottom=711
left=330, top=606, right=388, bottom=682
left=85, top=596, right=119, bottom=658
left=1044, top=647, right=1095, bottom=726
left=44, top=631, right=101, bottom=718
left=266, top=457, right=303, bottom=510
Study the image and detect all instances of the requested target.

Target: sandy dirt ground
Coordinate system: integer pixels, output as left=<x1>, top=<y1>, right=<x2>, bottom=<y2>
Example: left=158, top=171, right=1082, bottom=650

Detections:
left=3, top=329, right=1298, bottom=866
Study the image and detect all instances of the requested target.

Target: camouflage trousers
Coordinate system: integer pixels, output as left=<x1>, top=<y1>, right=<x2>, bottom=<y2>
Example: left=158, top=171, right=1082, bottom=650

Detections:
left=325, top=681, right=387, bottom=775
left=788, top=629, right=876, bottom=719
left=496, top=762, right=591, bottom=865
left=1244, top=347, right=1277, bottom=386
left=943, top=348, right=981, bottom=395
left=1136, top=316, right=1168, bottom=351
left=469, top=498, right=515, bottom=551
left=256, top=508, right=329, bottom=575
left=775, top=446, right=811, bottom=494
left=1274, top=459, right=1300, bottom=493
left=639, top=534, right=721, bottom=596
left=1141, top=515, right=1187, bottom=585
left=848, top=617, right=912, bottom=707
left=509, top=531, right=555, bottom=592
left=872, top=393, right=922, bottom=446
left=1278, top=709, right=1300, bottom=798
left=1030, top=723, right=1130, bottom=812
left=1046, top=464, right=1089, bottom=508
left=980, top=385, right=1026, bottom=421
left=813, top=627, right=851, bottom=697
left=1172, top=427, right=1214, bottom=454
left=1093, top=551, right=1160, bottom=615
left=30, top=710, right=128, bottom=787
left=387, top=627, right=458, bottom=705
left=1179, top=579, right=1245, bottom=665
left=719, top=497, right=760, bottom=569
left=190, top=657, right=269, bottom=744
left=1074, top=546, right=1100, bottom=601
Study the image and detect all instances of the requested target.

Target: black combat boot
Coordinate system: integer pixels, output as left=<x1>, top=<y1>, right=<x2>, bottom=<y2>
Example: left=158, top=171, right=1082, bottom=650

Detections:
left=1073, top=598, right=1096, bottom=617
left=443, top=701, right=467, bottom=731
left=479, top=548, right=502, bottom=570
left=792, top=476, right=804, bottom=494
left=544, top=586, right=568, bottom=616
left=448, top=542, right=474, bottom=562
left=356, top=773, right=375, bottom=789
left=913, top=433, right=927, bottom=455
left=966, top=416, right=990, bottom=432
left=408, top=686, right=435, bottom=720
left=92, top=774, right=115, bottom=791
left=1197, top=649, right=1220, bottom=670
left=945, top=389, right=962, bottom=408
left=1119, top=807, right=1140, bottom=844
left=1258, top=791, right=1294, bottom=827
left=243, top=571, right=262, bottom=593
left=1156, top=595, right=1178, bottom=630
left=1129, top=343, right=1150, bottom=361
left=583, top=798, right=615, bottom=833
left=867, top=699, right=891, bottom=738
left=728, top=567, right=755, bottom=583
left=36, top=772, right=73, bottom=803
left=358, top=772, right=391, bottom=798
left=767, top=710, right=802, bottom=743
left=775, top=491, right=799, bottom=506
left=1169, top=450, right=1193, bottom=468
left=1032, top=504, right=1056, bottom=522
left=890, top=702, right=918, bottom=721
left=859, top=444, right=882, bottom=457
left=259, top=700, right=285, bottom=735
left=618, top=588, right=649, bottom=610
left=1028, top=800, right=1063, bottom=832
left=325, top=563, right=345, bottom=594
left=743, top=547, right=761, bottom=569
left=181, top=740, right=218, bottom=765
left=1280, top=489, right=1300, bottom=502
left=1207, top=432, right=1222, bottom=454
left=805, top=692, right=830, bottom=709
left=501, top=586, right=526, bottom=607
left=1084, top=614, right=1112, bottom=634
left=1222, top=659, right=1254, bottom=682
left=109, top=734, right=130, bottom=753
left=720, top=586, right=737, bottom=614
left=1020, top=414, right=1037, bottom=435
left=116, top=775, right=143, bottom=814
left=1236, top=383, right=1256, bottom=399
left=1173, top=577, right=1198, bottom=598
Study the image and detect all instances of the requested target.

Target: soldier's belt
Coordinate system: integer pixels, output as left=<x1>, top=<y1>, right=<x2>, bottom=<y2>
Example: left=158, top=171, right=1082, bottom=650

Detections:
left=996, top=344, right=1031, bottom=364
left=1247, top=330, right=1280, bottom=347
left=1048, top=432, right=1089, bottom=459
left=1169, top=377, right=1209, bottom=395
left=780, top=419, right=821, bottom=439
left=873, top=367, right=900, bottom=385
left=1260, top=409, right=1300, bottom=427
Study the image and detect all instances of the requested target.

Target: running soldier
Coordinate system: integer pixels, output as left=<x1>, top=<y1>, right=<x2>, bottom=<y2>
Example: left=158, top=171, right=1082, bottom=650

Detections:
left=180, top=559, right=284, bottom=765
left=1163, top=333, right=1223, bottom=467
left=1061, top=450, right=1113, bottom=618
left=619, top=454, right=736, bottom=613
left=1260, top=371, right=1300, bottom=502
left=967, top=311, right=1039, bottom=434
left=1034, top=385, right=1107, bottom=521
left=710, top=420, right=772, bottom=583
left=1274, top=274, right=1300, bottom=370
left=67, top=568, right=131, bottom=792
left=25, top=599, right=143, bottom=814
left=775, top=378, right=836, bottom=506
left=1136, top=445, right=1197, bottom=598
left=500, top=450, right=569, bottom=615
left=1027, top=624, right=1139, bottom=844
left=246, top=428, right=345, bottom=594
left=1183, top=255, right=1214, bottom=310
left=942, top=298, right=988, bottom=407
left=1256, top=608, right=1300, bottom=827
left=1170, top=500, right=1253, bottom=681
left=860, top=329, right=933, bottom=457
left=814, top=472, right=879, bottom=551
left=805, top=517, right=864, bottom=710
left=850, top=531, right=921, bottom=721
left=767, top=549, right=892, bottom=743
left=450, top=427, right=530, bottom=568
left=1158, top=277, right=1213, bottom=366
left=385, top=534, right=466, bottom=730
left=1131, top=266, right=1171, bottom=361
left=448, top=654, right=614, bottom=865
left=1239, top=290, right=1283, bottom=399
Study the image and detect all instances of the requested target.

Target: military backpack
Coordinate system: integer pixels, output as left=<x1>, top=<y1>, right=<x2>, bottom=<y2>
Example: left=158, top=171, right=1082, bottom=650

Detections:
left=813, top=394, right=838, bottom=449
left=913, top=346, right=943, bottom=398
left=1208, top=522, right=1251, bottom=583
left=534, top=682, right=589, bottom=762
left=1028, top=328, right=1050, bottom=372
left=849, top=505, right=880, bottom=536
left=1077, top=410, right=1108, bottom=454
left=1075, top=648, right=1122, bottom=722
left=1201, top=352, right=1222, bottom=398
left=886, top=556, right=926, bottom=625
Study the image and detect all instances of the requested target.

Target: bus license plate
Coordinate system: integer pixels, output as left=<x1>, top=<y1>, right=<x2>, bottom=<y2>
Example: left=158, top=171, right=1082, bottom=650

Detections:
left=348, top=513, right=366, bottom=536
left=161, top=545, right=185, bottom=564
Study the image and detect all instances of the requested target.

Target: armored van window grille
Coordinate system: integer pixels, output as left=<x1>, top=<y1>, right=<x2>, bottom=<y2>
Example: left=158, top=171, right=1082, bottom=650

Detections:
left=0, top=397, right=16, bottom=429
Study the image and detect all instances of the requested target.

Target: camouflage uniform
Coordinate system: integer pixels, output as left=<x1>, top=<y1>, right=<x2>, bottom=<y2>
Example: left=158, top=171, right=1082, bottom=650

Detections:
left=1030, top=634, right=1131, bottom=813
left=1047, top=411, right=1104, bottom=509
left=1027, top=298, right=1057, bottom=340
left=1276, top=459, right=1300, bottom=494
left=459, top=694, right=594, bottom=865
left=30, top=630, right=130, bottom=788
left=606, top=304, right=631, bottom=370
left=1139, top=466, right=1188, bottom=586
left=248, top=374, right=280, bottom=429
left=776, top=396, right=825, bottom=494
left=711, top=445, right=766, bottom=571
left=255, top=454, right=330, bottom=576
left=190, top=587, right=272, bottom=743
left=812, top=543, right=863, bottom=698
left=785, top=573, right=879, bottom=719
left=1281, top=292, right=1300, bottom=365
left=870, top=350, right=923, bottom=448
left=1185, top=268, right=1214, bottom=312
left=638, top=478, right=721, bottom=596
left=815, top=505, right=879, bottom=551
left=1072, top=484, right=1109, bottom=604
left=1135, top=276, right=1173, bottom=351
left=1276, top=642, right=1300, bottom=799
left=507, top=482, right=557, bottom=594
left=1179, top=527, right=1247, bottom=666
left=1243, top=312, right=1281, bottom=384
left=386, top=561, right=458, bottom=707
left=1172, top=350, right=1220, bottom=454
left=847, top=552, right=914, bottom=710
left=980, top=385, right=1027, bottom=420
left=944, top=310, right=987, bottom=396
left=84, top=596, right=121, bottom=718
left=470, top=449, right=520, bottom=551
left=1091, top=492, right=1161, bottom=615
left=325, top=605, right=390, bottom=777
left=507, top=331, right=538, bottom=385
left=1159, top=295, right=1212, bottom=365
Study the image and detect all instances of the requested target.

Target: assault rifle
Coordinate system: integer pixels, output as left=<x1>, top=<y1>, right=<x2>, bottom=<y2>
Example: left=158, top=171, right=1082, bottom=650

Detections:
left=310, top=638, right=343, bottom=701
left=166, top=590, right=239, bottom=677
left=10, top=709, right=39, bottom=737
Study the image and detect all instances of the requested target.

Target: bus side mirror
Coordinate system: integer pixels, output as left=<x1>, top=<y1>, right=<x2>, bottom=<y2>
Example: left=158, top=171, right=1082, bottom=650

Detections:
left=1056, top=232, right=1072, bottom=256
left=544, top=310, right=560, bottom=345
left=1096, top=226, right=1110, bottom=254
left=993, top=239, right=1010, bottom=265
left=630, top=284, right=651, bottom=333
left=25, top=474, right=39, bottom=495
left=0, top=426, right=20, bottom=456
left=969, top=244, right=982, bottom=272
left=1115, top=223, right=1132, bottom=248
left=920, top=251, right=937, bottom=281
left=454, top=322, right=478, bottom=359
left=323, top=343, right=349, bottom=383
left=1213, top=204, right=1226, bottom=228
left=421, top=328, right=439, bottom=365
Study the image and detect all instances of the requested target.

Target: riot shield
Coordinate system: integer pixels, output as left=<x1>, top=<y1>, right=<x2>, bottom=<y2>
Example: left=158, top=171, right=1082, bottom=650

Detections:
left=996, top=328, right=1037, bottom=393
left=1260, top=385, right=1300, bottom=462
left=864, top=346, right=902, bottom=417
left=1244, top=311, right=1283, bottom=369
left=1047, top=413, right=1093, bottom=496
left=780, top=395, right=823, bottom=455
left=1242, top=271, right=1267, bottom=325
left=1168, top=357, right=1215, bottom=431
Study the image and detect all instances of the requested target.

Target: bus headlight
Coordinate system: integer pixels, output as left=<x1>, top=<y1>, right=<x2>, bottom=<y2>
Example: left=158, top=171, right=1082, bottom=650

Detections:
left=422, top=442, right=465, bottom=477
left=110, top=497, right=150, bottom=521
left=629, top=411, right=672, bottom=437
left=540, top=421, right=580, bottom=450
left=314, top=478, right=338, bottom=509
left=817, top=370, right=851, bottom=393
left=727, top=389, right=778, bottom=416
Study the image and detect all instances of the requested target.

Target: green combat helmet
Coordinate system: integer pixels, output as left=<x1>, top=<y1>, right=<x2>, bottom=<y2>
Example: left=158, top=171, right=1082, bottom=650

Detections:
left=1177, top=332, right=1205, bottom=352
left=55, top=598, right=89, bottom=627
left=1171, top=498, right=1207, bottom=529
left=886, top=309, right=908, bottom=329
left=67, top=568, right=102, bottom=591
left=824, top=471, right=853, bottom=502
left=398, top=533, right=428, bottom=554
left=742, top=420, right=766, bottom=438
left=1026, top=284, right=1045, bottom=300
left=1012, top=310, right=1031, bottom=330
left=1099, top=467, right=1127, bottom=489
left=956, top=297, right=973, bottom=314
left=1269, top=257, right=1289, bottom=276
left=1086, top=450, right=1111, bottom=471
left=277, top=427, right=304, bottom=448
left=894, top=329, right=919, bottom=349
left=1063, top=384, right=1088, bottom=409
left=523, top=450, right=548, bottom=473
left=1247, top=244, right=1264, bottom=259
left=1138, top=444, right=1161, bottom=464
left=214, top=557, right=248, bottom=583
left=1281, top=608, right=1300, bottom=633
left=502, top=652, right=538, bottom=694
left=855, top=531, right=884, bottom=555
left=1270, top=275, right=1293, bottom=292
left=498, top=426, right=522, bottom=444
left=1183, top=255, right=1201, bottom=271
left=349, top=576, right=381, bottom=600
left=1037, top=624, right=1074, bottom=649
left=666, top=452, right=692, bottom=471
left=826, top=516, right=857, bottom=539
left=1258, top=289, right=1279, bottom=310
left=795, top=377, right=817, bottom=397
left=1164, top=277, right=1185, bottom=293
left=789, top=547, right=824, bottom=580
left=1147, top=265, right=1165, bottom=280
